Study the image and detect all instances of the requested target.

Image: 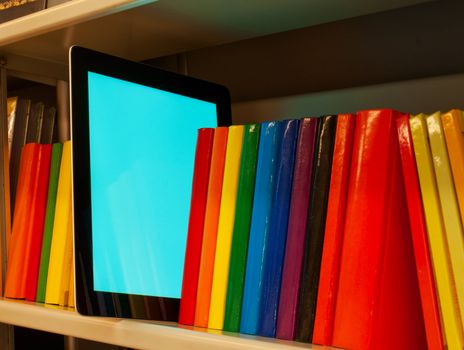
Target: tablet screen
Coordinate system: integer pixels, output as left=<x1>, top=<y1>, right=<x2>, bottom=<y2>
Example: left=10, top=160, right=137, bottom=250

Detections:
left=88, top=72, right=217, bottom=298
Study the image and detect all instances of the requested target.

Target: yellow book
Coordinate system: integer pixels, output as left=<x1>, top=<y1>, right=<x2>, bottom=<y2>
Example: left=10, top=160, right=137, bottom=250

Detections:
left=427, top=112, right=464, bottom=322
left=59, top=204, right=73, bottom=307
left=410, top=114, right=464, bottom=349
left=208, top=125, right=244, bottom=330
left=442, top=109, right=464, bottom=223
left=68, top=252, right=75, bottom=308
left=45, top=141, right=73, bottom=305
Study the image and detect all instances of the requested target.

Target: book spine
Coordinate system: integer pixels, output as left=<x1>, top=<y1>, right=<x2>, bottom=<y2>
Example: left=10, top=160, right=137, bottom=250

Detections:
left=179, top=128, right=215, bottom=325
left=277, top=117, right=319, bottom=340
left=441, top=110, right=464, bottom=228
left=223, top=124, right=260, bottom=332
left=208, top=126, right=245, bottom=330
left=4, top=143, right=40, bottom=298
left=240, top=121, right=282, bottom=335
left=396, top=115, right=444, bottom=350
left=410, top=114, right=464, bottom=348
left=426, top=112, right=464, bottom=329
left=9, top=99, right=31, bottom=215
left=25, top=144, right=52, bottom=301
left=258, top=119, right=299, bottom=337
left=312, top=114, right=355, bottom=345
left=36, top=143, right=63, bottom=302
left=45, top=140, right=72, bottom=305
left=332, top=110, right=424, bottom=349
left=295, top=115, right=337, bottom=342
left=194, top=127, right=228, bottom=327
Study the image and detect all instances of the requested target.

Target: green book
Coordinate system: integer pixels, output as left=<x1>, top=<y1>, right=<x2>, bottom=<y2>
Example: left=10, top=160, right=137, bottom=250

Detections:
left=223, top=124, right=260, bottom=331
left=36, top=143, right=63, bottom=303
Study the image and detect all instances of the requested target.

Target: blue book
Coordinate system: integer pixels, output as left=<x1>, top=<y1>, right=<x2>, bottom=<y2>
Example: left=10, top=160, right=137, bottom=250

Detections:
left=258, top=119, right=299, bottom=337
left=240, top=121, right=283, bottom=335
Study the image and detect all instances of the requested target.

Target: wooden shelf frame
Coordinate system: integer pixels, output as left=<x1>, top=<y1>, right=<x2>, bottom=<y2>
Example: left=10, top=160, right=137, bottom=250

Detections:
left=0, top=299, right=324, bottom=350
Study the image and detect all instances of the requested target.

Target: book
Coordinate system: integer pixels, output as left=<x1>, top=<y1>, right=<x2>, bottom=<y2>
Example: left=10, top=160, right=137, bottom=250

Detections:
left=426, top=112, right=464, bottom=328
left=4, top=143, right=40, bottom=298
left=24, top=143, right=52, bottom=301
left=332, top=110, right=426, bottom=350
left=194, top=127, right=228, bottom=327
left=208, top=125, right=244, bottom=330
left=258, top=119, right=299, bottom=337
left=276, top=117, right=319, bottom=341
left=40, top=106, right=57, bottom=145
left=45, top=140, right=73, bottom=306
left=68, top=255, right=75, bottom=308
left=223, top=124, right=260, bottom=332
left=240, top=121, right=282, bottom=335
left=410, top=114, right=464, bottom=349
left=179, top=128, right=215, bottom=325
left=7, top=96, right=18, bottom=158
left=311, top=114, right=355, bottom=345
left=441, top=109, right=464, bottom=223
left=10, top=98, right=31, bottom=215
left=295, top=115, right=337, bottom=342
left=396, top=114, right=444, bottom=350
left=60, top=206, right=73, bottom=307
left=25, top=102, right=44, bottom=144
left=0, top=0, right=47, bottom=24
left=36, top=143, right=63, bottom=303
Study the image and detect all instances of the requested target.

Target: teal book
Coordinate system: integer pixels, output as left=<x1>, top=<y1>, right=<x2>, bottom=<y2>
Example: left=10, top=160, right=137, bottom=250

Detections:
left=223, top=124, right=261, bottom=332
left=36, top=143, right=63, bottom=303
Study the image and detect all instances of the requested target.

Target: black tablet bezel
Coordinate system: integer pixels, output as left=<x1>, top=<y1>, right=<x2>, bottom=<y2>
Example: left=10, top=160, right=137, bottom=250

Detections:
left=70, top=46, right=231, bottom=320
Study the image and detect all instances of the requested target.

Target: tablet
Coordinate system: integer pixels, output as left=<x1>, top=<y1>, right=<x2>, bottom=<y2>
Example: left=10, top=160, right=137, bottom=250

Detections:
left=70, top=46, right=231, bottom=320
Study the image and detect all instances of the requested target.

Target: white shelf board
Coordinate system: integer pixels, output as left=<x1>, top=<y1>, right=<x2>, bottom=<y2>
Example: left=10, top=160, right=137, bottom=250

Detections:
left=0, top=299, right=329, bottom=350
left=0, top=0, right=434, bottom=67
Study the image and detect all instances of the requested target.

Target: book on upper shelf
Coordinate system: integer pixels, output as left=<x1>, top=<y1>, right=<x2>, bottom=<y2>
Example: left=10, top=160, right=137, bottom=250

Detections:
left=0, top=0, right=47, bottom=23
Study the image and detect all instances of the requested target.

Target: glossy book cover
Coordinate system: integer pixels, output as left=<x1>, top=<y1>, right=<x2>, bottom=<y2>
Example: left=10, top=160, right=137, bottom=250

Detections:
left=240, top=121, right=282, bottom=335
left=258, top=119, right=299, bottom=337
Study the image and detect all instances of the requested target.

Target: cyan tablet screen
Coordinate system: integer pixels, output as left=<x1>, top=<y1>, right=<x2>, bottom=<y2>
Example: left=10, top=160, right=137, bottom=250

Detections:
left=88, top=72, right=217, bottom=298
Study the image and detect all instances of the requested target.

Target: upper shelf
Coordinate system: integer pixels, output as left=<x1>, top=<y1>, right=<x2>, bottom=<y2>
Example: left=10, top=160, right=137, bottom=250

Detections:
left=0, top=299, right=324, bottom=350
left=0, top=0, right=433, bottom=66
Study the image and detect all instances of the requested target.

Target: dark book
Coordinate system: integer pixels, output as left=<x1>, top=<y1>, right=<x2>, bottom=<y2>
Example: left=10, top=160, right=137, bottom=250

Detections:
left=276, top=117, right=319, bottom=340
left=25, top=102, right=44, bottom=144
left=40, top=106, right=56, bottom=145
left=295, top=115, right=337, bottom=342
left=9, top=98, right=31, bottom=215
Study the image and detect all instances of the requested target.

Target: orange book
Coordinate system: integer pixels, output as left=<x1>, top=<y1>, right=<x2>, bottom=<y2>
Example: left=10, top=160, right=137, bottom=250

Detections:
left=4, top=143, right=40, bottom=298
left=194, top=127, right=228, bottom=327
left=312, top=114, right=355, bottom=345
left=442, top=109, right=464, bottom=222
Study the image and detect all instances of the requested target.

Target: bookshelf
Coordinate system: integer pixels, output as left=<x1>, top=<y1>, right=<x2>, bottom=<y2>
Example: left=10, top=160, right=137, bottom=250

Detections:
left=0, top=299, right=322, bottom=350
left=0, top=0, right=460, bottom=349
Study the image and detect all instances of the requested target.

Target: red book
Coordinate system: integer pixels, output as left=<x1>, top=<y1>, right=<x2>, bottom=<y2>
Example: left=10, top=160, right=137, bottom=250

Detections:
left=312, top=114, right=355, bottom=345
left=5, top=143, right=40, bottom=298
left=179, top=128, right=215, bottom=325
left=396, top=115, right=444, bottom=350
left=332, top=110, right=427, bottom=350
left=24, top=144, right=52, bottom=301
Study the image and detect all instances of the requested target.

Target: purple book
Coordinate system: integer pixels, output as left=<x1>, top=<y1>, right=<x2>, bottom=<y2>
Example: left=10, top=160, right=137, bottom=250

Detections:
left=276, top=117, right=318, bottom=340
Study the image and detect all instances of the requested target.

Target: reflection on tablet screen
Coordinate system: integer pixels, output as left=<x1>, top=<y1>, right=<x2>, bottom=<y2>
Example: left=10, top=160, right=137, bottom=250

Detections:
left=88, top=72, right=217, bottom=298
